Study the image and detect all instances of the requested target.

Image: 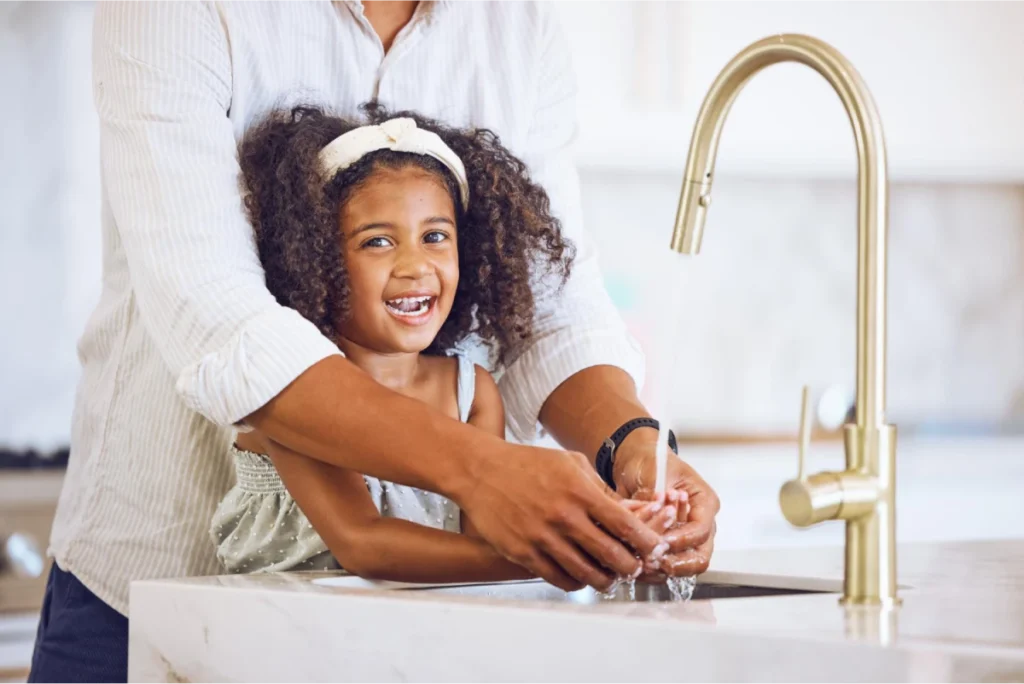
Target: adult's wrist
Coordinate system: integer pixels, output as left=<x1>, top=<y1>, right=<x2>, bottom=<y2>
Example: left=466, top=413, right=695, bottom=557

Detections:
left=611, top=425, right=660, bottom=492
left=444, top=434, right=520, bottom=510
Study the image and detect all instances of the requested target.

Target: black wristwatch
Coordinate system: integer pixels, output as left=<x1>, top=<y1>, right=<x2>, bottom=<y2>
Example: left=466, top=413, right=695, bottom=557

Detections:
left=595, top=418, right=678, bottom=491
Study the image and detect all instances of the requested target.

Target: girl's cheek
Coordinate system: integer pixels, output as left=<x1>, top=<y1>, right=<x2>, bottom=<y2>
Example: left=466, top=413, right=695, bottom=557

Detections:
left=447, top=257, right=460, bottom=283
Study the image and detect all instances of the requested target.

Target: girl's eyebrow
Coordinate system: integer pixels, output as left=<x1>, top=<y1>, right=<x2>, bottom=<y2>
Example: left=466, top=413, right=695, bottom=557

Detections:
left=423, top=216, right=455, bottom=227
left=349, top=216, right=454, bottom=237
left=350, top=222, right=394, bottom=236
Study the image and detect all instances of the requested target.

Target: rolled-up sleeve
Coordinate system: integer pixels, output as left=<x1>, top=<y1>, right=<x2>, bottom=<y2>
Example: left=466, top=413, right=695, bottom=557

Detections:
left=94, top=2, right=341, bottom=427
left=498, top=6, right=645, bottom=442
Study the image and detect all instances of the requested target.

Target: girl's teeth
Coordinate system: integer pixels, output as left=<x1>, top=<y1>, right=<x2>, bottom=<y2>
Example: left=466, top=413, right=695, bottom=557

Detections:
left=386, top=296, right=432, bottom=316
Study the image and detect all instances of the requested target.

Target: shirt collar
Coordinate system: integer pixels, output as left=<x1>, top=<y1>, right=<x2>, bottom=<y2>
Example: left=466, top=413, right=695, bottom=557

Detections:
left=342, top=1, right=450, bottom=21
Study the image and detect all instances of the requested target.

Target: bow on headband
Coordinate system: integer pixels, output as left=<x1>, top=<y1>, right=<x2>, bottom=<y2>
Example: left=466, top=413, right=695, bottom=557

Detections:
left=317, top=117, right=469, bottom=209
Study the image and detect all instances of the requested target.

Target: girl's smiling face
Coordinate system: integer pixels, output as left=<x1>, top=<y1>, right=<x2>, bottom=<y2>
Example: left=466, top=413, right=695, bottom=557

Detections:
left=335, top=165, right=460, bottom=355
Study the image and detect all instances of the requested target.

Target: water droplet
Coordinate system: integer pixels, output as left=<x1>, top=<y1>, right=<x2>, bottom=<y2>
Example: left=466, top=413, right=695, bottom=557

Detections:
left=600, top=578, right=624, bottom=600
left=667, top=576, right=697, bottom=602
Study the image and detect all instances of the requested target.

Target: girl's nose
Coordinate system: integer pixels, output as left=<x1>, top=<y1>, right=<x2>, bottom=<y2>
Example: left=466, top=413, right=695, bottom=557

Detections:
left=393, top=245, right=432, bottom=279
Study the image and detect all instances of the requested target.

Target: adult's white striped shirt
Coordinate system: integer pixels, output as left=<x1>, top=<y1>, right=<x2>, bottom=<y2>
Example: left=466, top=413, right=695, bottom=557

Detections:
left=51, top=0, right=644, bottom=615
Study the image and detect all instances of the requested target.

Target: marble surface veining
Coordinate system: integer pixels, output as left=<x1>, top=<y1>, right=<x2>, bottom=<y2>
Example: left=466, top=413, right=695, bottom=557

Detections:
left=129, top=539, right=1024, bottom=682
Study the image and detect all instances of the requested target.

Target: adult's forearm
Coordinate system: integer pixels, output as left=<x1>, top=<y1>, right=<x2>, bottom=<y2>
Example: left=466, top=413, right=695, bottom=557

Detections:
left=261, top=358, right=664, bottom=590
left=539, top=365, right=651, bottom=463
left=245, top=355, right=502, bottom=501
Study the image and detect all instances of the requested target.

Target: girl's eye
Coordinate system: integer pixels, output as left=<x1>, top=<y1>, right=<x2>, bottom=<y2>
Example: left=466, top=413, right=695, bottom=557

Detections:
left=423, top=230, right=449, bottom=244
left=362, top=236, right=392, bottom=249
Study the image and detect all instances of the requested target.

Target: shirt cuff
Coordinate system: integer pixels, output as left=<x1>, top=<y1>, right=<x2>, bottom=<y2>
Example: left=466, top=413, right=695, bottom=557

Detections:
left=498, top=332, right=646, bottom=443
left=175, top=306, right=343, bottom=427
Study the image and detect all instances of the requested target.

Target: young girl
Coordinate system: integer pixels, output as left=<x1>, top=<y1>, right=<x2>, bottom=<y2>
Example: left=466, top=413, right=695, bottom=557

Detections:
left=210, top=103, right=677, bottom=584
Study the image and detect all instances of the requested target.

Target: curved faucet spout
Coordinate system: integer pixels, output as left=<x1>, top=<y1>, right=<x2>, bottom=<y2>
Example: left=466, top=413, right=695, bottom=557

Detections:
left=671, top=34, right=897, bottom=606
left=671, top=33, right=888, bottom=431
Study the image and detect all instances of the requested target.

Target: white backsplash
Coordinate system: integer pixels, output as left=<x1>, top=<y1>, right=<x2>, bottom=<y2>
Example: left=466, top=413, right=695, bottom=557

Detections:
left=580, top=170, right=1024, bottom=433
left=1, top=2, right=101, bottom=451
left=2, top=3, right=1022, bottom=447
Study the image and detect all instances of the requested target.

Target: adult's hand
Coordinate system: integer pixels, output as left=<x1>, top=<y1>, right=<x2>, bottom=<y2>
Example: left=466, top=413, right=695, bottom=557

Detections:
left=613, top=431, right=720, bottom=578
left=458, top=444, right=666, bottom=592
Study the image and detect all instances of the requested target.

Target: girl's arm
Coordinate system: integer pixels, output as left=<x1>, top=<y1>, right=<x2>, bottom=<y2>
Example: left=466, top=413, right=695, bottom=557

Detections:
left=461, top=367, right=506, bottom=539
left=262, top=412, right=532, bottom=584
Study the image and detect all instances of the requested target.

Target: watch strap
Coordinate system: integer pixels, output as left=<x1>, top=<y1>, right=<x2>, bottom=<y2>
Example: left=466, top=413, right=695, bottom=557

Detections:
left=595, top=418, right=678, bottom=491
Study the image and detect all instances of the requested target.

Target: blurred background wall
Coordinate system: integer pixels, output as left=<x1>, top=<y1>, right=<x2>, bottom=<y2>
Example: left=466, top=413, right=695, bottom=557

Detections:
left=2, top=1, right=1023, bottom=453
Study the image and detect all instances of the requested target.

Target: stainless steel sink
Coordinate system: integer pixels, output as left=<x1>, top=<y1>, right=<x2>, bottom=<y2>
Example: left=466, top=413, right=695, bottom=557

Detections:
left=402, top=579, right=824, bottom=604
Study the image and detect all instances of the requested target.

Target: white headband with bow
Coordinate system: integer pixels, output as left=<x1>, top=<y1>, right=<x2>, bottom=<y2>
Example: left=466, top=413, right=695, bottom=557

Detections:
left=317, top=117, right=469, bottom=209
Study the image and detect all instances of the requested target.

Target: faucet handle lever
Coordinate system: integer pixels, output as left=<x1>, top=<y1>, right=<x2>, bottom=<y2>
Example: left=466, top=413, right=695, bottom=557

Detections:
left=797, top=385, right=812, bottom=481
left=780, top=384, right=844, bottom=527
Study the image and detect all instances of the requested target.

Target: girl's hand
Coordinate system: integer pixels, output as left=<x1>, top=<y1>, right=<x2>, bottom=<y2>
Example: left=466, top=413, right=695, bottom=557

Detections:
left=620, top=491, right=686, bottom=534
left=613, top=437, right=720, bottom=579
left=620, top=489, right=689, bottom=581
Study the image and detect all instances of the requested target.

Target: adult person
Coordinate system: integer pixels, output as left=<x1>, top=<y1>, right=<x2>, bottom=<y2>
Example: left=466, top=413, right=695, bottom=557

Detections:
left=30, top=2, right=719, bottom=681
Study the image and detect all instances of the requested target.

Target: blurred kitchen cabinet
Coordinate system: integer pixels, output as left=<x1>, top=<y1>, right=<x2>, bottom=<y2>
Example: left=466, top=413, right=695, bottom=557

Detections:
left=554, top=2, right=1024, bottom=182
left=0, top=471, right=61, bottom=611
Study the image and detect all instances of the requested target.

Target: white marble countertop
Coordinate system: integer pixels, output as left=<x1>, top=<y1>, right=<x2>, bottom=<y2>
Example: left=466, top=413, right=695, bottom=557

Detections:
left=129, top=538, right=1024, bottom=682
left=126, top=426, right=1024, bottom=682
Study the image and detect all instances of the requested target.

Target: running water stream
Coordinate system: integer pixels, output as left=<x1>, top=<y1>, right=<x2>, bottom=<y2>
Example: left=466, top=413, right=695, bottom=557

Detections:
left=648, top=252, right=689, bottom=497
left=642, top=251, right=698, bottom=600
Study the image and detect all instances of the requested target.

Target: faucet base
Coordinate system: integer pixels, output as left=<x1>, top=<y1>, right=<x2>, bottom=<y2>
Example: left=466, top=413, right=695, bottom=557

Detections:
left=842, top=424, right=898, bottom=607
left=839, top=595, right=903, bottom=609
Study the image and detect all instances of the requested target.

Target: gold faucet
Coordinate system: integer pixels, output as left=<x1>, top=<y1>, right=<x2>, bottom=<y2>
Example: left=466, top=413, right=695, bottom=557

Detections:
left=669, top=34, right=898, bottom=607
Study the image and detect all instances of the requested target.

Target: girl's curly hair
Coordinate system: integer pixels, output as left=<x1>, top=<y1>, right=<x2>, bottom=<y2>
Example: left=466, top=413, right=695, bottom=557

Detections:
left=238, top=102, right=575, bottom=365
